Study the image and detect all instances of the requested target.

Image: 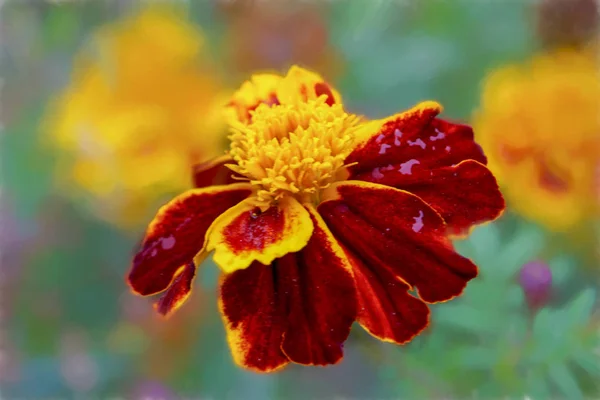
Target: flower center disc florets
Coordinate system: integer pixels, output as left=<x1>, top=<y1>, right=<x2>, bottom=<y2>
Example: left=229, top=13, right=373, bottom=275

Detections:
left=227, top=96, right=360, bottom=206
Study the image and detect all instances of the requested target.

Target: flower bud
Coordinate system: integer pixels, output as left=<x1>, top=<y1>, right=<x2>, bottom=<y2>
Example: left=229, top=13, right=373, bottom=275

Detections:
left=519, top=260, right=553, bottom=311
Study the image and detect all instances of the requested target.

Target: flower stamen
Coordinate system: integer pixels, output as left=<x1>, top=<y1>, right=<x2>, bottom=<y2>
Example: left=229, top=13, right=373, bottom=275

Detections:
left=227, top=96, right=360, bottom=206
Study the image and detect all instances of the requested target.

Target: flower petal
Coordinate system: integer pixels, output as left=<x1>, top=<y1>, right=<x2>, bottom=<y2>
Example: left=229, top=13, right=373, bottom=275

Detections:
left=279, top=205, right=357, bottom=366
left=319, top=181, right=478, bottom=303
left=276, top=65, right=342, bottom=106
left=155, top=261, right=197, bottom=317
left=356, top=160, right=505, bottom=236
left=347, top=102, right=486, bottom=172
left=346, top=102, right=499, bottom=234
left=207, top=196, right=314, bottom=273
left=128, top=183, right=253, bottom=295
left=219, top=261, right=289, bottom=373
left=226, top=73, right=282, bottom=124
left=342, top=245, right=430, bottom=344
left=192, top=155, right=241, bottom=188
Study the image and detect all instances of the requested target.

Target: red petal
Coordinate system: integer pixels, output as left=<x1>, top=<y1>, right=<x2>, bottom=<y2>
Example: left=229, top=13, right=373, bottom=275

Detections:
left=219, top=261, right=289, bottom=372
left=155, top=262, right=196, bottom=317
left=279, top=205, right=356, bottom=366
left=319, top=181, right=478, bottom=303
left=128, top=184, right=252, bottom=296
left=192, top=155, right=240, bottom=189
left=355, top=160, right=505, bottom=236
left=342, top=246, right=429, bottom=344
left=346, top=103, right=502, bottom=234
left=346, top=104, right=486, bottom=175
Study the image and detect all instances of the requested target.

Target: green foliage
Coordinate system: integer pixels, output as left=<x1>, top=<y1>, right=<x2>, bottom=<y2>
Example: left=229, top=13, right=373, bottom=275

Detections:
left=329, top=0, right=534, bottom=119
left=382, top=221, right=600, bottom=399
left=1, top=104, right=54, bottom=220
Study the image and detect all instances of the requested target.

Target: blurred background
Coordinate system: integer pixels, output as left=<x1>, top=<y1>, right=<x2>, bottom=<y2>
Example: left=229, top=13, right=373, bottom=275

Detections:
left=1, top=0, right=600, bottom=398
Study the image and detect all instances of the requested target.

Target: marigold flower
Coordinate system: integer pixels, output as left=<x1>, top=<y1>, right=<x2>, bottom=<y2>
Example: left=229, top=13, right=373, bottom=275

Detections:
left=473, top=49, right=600, bottom=231
left=43, top=6, right=228, bottom=229
left=128, top=66, right=505, bottom=372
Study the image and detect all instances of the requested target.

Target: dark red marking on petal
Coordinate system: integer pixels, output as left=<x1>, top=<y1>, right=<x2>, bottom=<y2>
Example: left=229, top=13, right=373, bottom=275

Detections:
left=278, top=208, right=356, bottom=365
left=319, top=183, right=478, bottom=303
left=498, top=143, right=530, bottom=164
left=241, top=93, right=281, bottom=123
left=355, top=160, right=505, bottom=236
left=223, top=206, right=286, bottom=254
left=346, top=108, right=487, bottom=177
left=342, top=245, right=430, bottom=344
left=538, top=160, right=570, bottom=193
left=128, top=185, right=252, bottom=296
left=192, top=156, right=240, bottom=189
left=220, top=261, right=289, bottom=372
left=248, top=93, right=280, bottom=113
left=155, top=262, right=196, bottom=317
left=314, top=82, right=335, bottom=106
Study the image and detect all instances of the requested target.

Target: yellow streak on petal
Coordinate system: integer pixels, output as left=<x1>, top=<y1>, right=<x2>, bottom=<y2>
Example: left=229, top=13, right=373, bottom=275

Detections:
left=206, top=196, right=314, bottom=273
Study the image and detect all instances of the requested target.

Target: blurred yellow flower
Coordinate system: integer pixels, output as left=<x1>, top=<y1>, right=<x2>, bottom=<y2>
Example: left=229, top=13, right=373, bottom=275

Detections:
left=473, top=49, right=600, bottom=231
left=43, top=6, right=229, bottom=229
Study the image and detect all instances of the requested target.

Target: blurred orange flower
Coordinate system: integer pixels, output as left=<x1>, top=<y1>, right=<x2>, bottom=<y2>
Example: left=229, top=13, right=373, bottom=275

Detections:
left=217, top=0, right=343, bottom=81
left=536, top=0, right=598, bottom=49
left=473, top=49, right=600, bottom=231
left=43, top=6, right=229, bottom=229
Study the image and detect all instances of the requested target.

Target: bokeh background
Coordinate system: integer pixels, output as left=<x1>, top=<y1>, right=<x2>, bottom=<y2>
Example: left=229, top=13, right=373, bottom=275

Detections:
left=1, top=0, right=600, bottom=398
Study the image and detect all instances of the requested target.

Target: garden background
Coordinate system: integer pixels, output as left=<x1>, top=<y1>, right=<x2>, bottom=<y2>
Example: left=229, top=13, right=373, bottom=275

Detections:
left=1, top=0, right=599, bottom=398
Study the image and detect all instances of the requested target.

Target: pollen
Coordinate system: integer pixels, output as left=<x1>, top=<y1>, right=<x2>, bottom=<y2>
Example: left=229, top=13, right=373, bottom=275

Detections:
left=227, top=96, right=360, bottom=206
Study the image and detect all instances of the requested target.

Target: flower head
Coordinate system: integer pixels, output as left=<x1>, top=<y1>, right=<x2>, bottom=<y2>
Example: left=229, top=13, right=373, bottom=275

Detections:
left=473, top=49, right=600, bottom=231
left=128, top=66, right=505, bottom=372
left=228, top=97, right=359, bottom=205
left=43, top=6, right=228, bottom=229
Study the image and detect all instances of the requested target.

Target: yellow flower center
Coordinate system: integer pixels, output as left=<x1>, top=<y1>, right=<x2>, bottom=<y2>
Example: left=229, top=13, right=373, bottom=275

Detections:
left=227, top=96, right=360, bottom=206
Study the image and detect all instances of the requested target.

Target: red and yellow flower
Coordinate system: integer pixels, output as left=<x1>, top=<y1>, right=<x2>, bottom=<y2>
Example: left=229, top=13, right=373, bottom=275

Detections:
left=127, top=66, right=505, bottom=372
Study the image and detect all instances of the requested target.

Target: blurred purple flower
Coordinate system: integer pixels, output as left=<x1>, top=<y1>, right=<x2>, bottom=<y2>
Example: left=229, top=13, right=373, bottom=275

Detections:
left=59, top=329, right=98, bottom=393
left=131, top=379, right=176, bottom=400
left=0, top=194, right=37, bottom=272
left=519, top=260, right=553, bottom=311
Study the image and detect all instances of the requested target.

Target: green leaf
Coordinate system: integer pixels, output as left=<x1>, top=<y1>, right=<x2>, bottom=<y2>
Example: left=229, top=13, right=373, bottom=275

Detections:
left=530, top=309, right=561, bottom=363
left=572, top=349, right=600, bottom=377
left=526, top=369, right=552, bottom=399
left=495, top=224, right=546, bottom=280
left=505, top=285, right=525, bottom=309
left=459, top=223, right=501, bottom=263
left=547, top=256, right=575, bottom=287
left=456, top=347, right=497, bottom=369
left=548, top=362, right=583, bottom=399
left=434, top=303, right=499, bottom=334
left=563, top=289, right=596, bottom=328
